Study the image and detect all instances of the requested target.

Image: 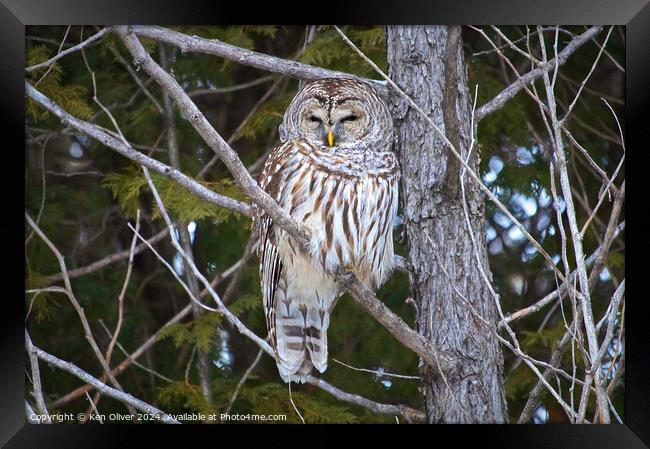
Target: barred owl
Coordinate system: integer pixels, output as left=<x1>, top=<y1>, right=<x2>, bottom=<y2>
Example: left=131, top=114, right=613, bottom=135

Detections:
left=253, top=78, right=399, bottom=383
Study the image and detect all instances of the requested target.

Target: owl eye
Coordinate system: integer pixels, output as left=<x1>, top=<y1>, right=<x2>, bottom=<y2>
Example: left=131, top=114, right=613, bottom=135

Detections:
left=309, top=115, right=322, bottom=123
left=340, top=115, right=358, bottom=123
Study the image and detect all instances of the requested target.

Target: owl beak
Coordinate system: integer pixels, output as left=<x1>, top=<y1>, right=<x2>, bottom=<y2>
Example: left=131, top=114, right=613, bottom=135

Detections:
left=327, top=129, right=335, bottom=147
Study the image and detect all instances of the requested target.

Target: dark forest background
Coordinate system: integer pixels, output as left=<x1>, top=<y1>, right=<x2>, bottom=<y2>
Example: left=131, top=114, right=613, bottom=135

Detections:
left=25, top=25, right=625, bottom=423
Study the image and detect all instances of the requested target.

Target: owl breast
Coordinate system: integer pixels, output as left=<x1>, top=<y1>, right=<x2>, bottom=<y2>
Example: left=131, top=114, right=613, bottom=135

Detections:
left=270, top=140, right=400, bottom=290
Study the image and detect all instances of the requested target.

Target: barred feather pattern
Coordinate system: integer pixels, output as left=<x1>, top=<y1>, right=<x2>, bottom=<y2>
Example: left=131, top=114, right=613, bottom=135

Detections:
left=254, top=138, right=400, bottom=383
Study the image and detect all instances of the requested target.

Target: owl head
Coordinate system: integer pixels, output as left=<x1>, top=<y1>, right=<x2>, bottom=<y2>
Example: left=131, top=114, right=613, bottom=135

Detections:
left=279, top=78, right=393, bottom=152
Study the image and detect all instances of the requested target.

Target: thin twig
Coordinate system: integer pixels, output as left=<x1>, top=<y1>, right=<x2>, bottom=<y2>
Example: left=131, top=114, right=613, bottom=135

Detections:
left=474, top=26, right=603, bottom=121
left=141, top=165, right=426, bottom=421
left=27, top=27, right=111, bottom=73
left=105, top=210, right=141, bottom=373
left=48, top=252, right=259, bottom=409
left=195, top=76, right=284, bottom=179
left=288, top=382, right=305, bottom=424
left=127, top=222, right=218, bottom=313
left=561, top=26, right=613, bottom=123
left=32, top=26, right=71, bottom=87
left=42, top=228, right=169, bottom=284
left=25, top=213, right=132, bottom=402
left=84, top=392, right=103, bottom=423
left=188, top=75, right=274, bottom=97
left=225, top=347, right=264, bottom=414
left=26, top=81, right=252, bottom=217
left=106, top=41, right=164, bottom=113
left=502, top=222, right=624, bottom=326
left=332, top=358, right=420, bottom=380
left=98, top=319, right=176, bottom=383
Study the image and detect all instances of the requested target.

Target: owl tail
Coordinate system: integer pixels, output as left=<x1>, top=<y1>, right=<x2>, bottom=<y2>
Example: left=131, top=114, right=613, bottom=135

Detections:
left=275, top=298, right=331, bottom=384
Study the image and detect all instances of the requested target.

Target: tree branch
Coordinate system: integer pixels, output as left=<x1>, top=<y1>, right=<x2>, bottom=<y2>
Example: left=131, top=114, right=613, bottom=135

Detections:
left=41, top=228, right=170, bottom=284
left=306, top=376, right=425, bottom=423
left=26, top=81, right=251, bottom=218
left=475, top=26, right=603, bottom=121
left=159, top=42, right=214, bottom=408
left=128, top=26, right=388, bottom=96
left=502, top=221, right=624, bottom=326
left=25, top=330, right=51, bottom=423
left=537, top=27, right=609, bottom=422
left=188, top=75, right=274, bottom=97
left=30, top=338, right=179, bottom=423
left=48, top=304, right=193, bottom=409
left=335, top=25, right=574, bottom=289
left=25, top=212, right=134, bottom=410
left=26, top=27, right=112, bottom=74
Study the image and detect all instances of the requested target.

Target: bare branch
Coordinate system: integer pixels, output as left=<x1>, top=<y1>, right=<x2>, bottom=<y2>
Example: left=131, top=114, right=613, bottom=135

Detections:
left=537, top=26, right=609, bottom=422
left=225, top=348, right=264, bottom=415
left=332, top=358, right=421, bottom=381
left=141, top=163, right=427, bottom=421
left=127, top=222, right=219, bottom=313
left=159, top=42, right=214, bottom=406
left=127, top=26, right=387, bottom=95
left=25, top=330, right=51, bottom=423
left=31, top=342, right=179, bottom=423
left=105, top=210, right=141, bottom=370
left=84, top=392, right=104, bottom=423
left=188, top=75, right=274, bottom=97
left=48, top=242, right=259, bottom=409
left=475, top=26, right=603, bottom=121
left=87, top=211, right=142, bottom=415
left=26, top=27, right=112, bottom=73
left=195, top=76, right=284, bottom=180
left=118, top=27, right=308, bottom=246
left=26, top=81, right=252, bottom=217
left=48, top=304, right=193, bottom=409
left=98, top=319, right=176, bottom=383
left=25, top=400, right=43, bottom=424
left=593, top=279, right=625, bottom=369
left=518, top=218, right=625, bottom=423
left=562, top=26, right=613, bottom=122
left=25, top=212, right=134, bottom=406
left=502, top=221, right=624, bottom=326
left=42, top=228, right=170, bottom=284
left=106, top=40, right=164, bottom=114
left=305, top=376, right=425, bottom=423
left=32, top=26, right=71, bottom=88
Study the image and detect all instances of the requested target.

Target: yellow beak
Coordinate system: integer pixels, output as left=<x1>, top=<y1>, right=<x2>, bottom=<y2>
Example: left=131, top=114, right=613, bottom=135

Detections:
left=327, top=129, right=335, bottom=147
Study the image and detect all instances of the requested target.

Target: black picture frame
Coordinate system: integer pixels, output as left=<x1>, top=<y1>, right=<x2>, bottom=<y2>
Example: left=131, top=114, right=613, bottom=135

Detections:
left=4, top=1, right=647, bottom=447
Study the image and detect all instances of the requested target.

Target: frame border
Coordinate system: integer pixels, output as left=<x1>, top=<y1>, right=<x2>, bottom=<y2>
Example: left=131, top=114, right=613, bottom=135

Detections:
left=5, top=0, right=647, bottom=446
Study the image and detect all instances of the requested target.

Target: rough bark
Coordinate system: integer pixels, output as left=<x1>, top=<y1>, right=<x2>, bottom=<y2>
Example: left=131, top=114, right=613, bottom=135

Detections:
left=386, top=25, right=508, bottom=423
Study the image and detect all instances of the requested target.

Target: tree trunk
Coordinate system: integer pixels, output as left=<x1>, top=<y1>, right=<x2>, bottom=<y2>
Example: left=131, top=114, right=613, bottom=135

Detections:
left=386, top=25, right=508, bottom=423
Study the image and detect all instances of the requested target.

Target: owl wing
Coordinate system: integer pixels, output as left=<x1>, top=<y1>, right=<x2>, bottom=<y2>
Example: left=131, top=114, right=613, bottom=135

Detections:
left=257, top=214, right=282, bottom=349
left=254, top=141, right=304, bottom=355
left=255, top=140, right=331, bottom=382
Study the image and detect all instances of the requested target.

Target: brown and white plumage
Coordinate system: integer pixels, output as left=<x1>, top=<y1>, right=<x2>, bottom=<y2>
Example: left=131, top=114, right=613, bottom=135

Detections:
left=253, top=78, right=399, bottom=383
